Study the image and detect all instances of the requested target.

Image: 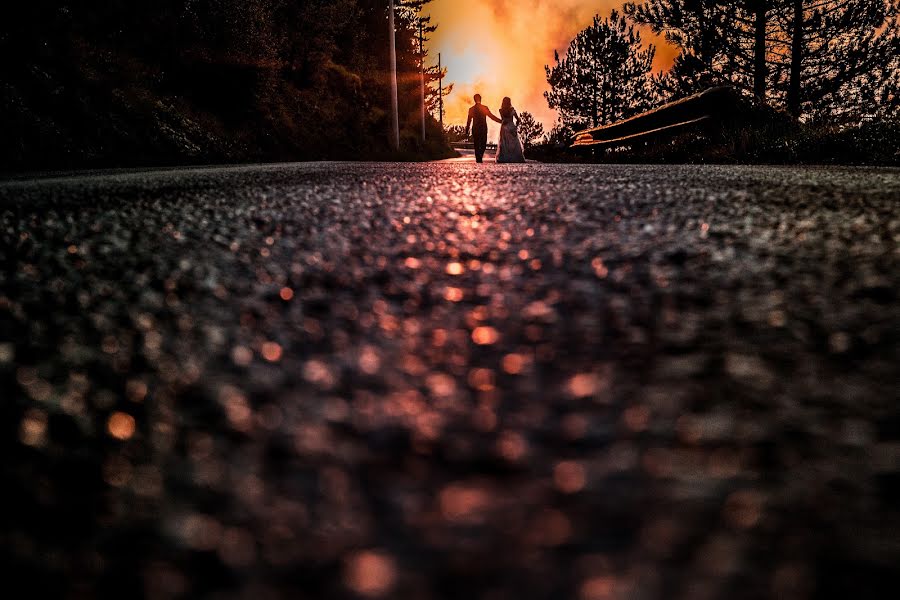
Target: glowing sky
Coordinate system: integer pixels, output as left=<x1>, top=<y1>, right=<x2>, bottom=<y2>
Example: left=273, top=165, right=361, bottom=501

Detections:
left=429, top=0, right=679, bottom=134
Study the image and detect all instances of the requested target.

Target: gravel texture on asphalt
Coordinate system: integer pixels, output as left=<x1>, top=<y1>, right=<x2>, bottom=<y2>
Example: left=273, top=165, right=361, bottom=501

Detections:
left=1, top=162, right=899, bottom=600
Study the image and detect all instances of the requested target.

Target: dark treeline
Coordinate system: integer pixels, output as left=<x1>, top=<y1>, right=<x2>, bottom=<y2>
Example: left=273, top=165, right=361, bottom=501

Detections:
left=545, top=11, right=657, bottom=129
left=545, top=0, right=899, bottom=131
left=627, top=0, right=900, bottom=120
left=0, top=1, right=452, bottom=171
left=540, top=0, right=899, bottom=164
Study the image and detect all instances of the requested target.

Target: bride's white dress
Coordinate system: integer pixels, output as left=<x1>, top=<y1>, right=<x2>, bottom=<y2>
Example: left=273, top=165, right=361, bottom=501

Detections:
left=496, top=108, right=526, bottom=163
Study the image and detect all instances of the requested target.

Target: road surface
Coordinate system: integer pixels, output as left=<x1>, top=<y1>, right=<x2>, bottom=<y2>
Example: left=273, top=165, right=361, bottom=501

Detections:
left=1, top=162, right=898, bottom=599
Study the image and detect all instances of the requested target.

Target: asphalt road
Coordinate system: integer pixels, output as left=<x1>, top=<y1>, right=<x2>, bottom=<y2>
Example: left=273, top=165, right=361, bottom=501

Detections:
left=1, top=162, right=898, bottom=599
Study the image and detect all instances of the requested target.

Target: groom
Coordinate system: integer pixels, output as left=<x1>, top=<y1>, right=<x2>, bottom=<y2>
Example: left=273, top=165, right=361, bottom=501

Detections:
left=465, top=94, right=502, bottom=163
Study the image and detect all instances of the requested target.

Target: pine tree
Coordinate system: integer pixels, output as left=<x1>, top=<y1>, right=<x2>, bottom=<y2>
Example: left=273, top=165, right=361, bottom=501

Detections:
left=652, top=52, right=721, bottom=99
left=772, top=0, right=898, bottom=119
left=425, top=64, right=453, bottom=116
left=624, top=0, right=775, bottom=101
left=545, top=10, right=656, bottom=128
left=385, top=1, right=454, bottom=135
left=543, top=122, right=577, bottom=148
left=516, top=112, right=545, bottom=149
left=625, top=0, right=899, bottom=119
left=1, top=0, right=458, bottom=164
left=444, top=125, right=467, bottom=143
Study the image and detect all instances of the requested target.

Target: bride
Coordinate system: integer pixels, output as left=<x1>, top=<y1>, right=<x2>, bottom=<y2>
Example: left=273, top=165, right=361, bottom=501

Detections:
left=495, top=97, right=526, bottom=163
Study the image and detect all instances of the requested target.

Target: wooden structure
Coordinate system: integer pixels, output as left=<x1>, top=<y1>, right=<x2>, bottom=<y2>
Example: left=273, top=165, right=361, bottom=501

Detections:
left=571, top=86, right=737, bottom=149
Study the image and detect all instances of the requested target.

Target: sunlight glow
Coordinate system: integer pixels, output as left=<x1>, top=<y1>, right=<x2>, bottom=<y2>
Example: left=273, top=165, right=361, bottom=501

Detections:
left=429, top=0, right=678, bottom=134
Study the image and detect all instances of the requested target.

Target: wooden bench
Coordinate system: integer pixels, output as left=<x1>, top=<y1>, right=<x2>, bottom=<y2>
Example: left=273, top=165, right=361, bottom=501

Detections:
left=571, top=86, right=737, bottom=149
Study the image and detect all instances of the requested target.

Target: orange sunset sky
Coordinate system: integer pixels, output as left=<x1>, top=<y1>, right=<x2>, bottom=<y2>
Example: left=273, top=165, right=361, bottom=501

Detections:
left=429, top=0, right=679, bottom=134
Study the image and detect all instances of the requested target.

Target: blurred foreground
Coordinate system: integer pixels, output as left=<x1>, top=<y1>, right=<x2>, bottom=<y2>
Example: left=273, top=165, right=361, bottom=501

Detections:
left=1, top=163, right=898, bottom=599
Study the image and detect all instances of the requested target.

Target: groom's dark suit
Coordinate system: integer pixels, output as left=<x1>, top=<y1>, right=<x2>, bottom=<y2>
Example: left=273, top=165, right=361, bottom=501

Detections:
left=466, top=103, right=501, bottom=163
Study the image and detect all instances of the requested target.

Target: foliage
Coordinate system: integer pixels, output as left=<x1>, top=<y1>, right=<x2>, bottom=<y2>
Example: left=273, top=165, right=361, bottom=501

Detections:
left=785, top=119, right=900, bottom=165
left=444, top=125, right=468, bottom=143
left=531, top=101, right=900, bottom=166
left=775, top=0, right=900, bottom=119
left=651, top=52, right=724, bottom=100
left=543, top=123, right=577, bottom=148
left=624, top=0, right=900, bottom=120
left=0, top=0, right=455, bottom=169
left=516, top=112, right=544, bottom=149
left=545, top=10, right=656, bottom=129
left=624, top=1, right=763, bottom=98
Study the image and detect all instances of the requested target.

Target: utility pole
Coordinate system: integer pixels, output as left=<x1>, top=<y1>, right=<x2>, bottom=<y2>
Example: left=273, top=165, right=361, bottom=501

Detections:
left=389, top=0, right=400, bottom=150
left=419, top=18, right=426, bottom=142
left=788, top=0, right=803, bottom=117
left=753, top=0, right=768, bottom=103
left=438, top=52, right=443, bottom=130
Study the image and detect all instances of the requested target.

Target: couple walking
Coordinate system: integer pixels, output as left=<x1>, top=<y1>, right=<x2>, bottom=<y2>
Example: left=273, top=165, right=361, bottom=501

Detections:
left=465, top=94, right=526, bottom=163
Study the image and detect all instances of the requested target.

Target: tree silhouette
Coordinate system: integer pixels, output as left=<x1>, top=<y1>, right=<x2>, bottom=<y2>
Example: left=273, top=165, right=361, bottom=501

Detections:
left=624, top=1, right=775, bottom=100
left=444, top=125, right=467, bottom=143
left=391, top=1, right=453, bottom=126
left=543, top=122, right=576, bottom=148
left=774, top=0, right=898, bottom=118
left=624, top=0, right=899, bottom=118
left=1, top=0, right=456, bottom=166
left=516, top=112, right=545, bottom=149
left=545, top=10, right=656, bottom=129
left=425, top=64, right=453, bottom=115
